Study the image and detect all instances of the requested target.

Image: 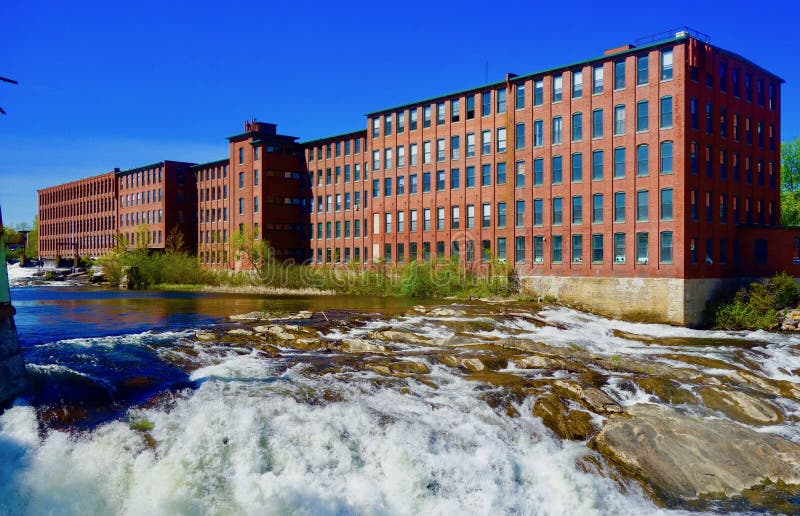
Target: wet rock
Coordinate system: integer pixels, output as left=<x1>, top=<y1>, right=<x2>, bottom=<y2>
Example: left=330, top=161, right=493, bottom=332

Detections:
left=227, top=328, right=253, bottom=336
left=590, top=404, right=800, bottom=504
left=698, top=387, right=784, bottom=426
left=532, top=395, right=596, bottom=441
left=514, top=354, right=588, bottom=373
left=387, top=360, right=430, bottom=375
left=369, top=330, right=432, bottom=346
left=254, top=324, right=297, bottom=341
left=427, top=307, right=466, bottom=317
left=229, top=311, right=273, bottom=322
left=195, top=332, right=216, bottom=341
left=581, top=387, right=622, bottom=414
left=339, top=338, right=388, bottom=354
left=459, top=357, right=508, bottom=372
left=635, top=377, right=698, bottom=405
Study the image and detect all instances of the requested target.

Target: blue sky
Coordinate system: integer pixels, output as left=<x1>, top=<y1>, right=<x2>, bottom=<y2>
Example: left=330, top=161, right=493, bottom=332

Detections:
left=1, top=0, right=799, bottom=227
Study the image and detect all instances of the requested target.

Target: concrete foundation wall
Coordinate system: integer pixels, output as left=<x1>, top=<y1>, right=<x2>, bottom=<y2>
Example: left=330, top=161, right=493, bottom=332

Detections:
left=520, top=275, right=760, bottom=327
left=0, top=311, right=27, bottom=407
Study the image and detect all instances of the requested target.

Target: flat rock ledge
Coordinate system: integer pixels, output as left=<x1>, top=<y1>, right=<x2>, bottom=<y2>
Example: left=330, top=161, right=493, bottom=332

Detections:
left=590, top=404, right=800, bottom=505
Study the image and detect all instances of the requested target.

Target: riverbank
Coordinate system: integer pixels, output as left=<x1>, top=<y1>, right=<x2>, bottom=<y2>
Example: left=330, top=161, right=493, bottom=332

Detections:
left=155, top=283, right=337, bottom=296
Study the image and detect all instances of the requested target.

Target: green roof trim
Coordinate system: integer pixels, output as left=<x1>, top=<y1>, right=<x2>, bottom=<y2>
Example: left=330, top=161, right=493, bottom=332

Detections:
left=365, top=34, right=783, bottom=116
left=116, top=161, right=168, bottom=175
left=299, top=129, right=367, bottom=145
left=190, top=158, right=229, bottom=169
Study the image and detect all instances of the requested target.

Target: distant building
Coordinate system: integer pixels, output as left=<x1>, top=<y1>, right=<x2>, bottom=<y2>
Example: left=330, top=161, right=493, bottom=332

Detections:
left=37, top=29, right=798, bottom=325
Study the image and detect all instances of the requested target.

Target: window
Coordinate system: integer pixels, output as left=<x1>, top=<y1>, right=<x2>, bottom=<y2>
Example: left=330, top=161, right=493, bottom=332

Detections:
left=552, top=74, right=563, bottom=102
left=385, top=148, right=393, bottom=169
left=552, top=155, right=563, bottom=184
left=636, top=232, right=649, bottom=263
left=572, top=70, right=583, bottom=98
left=238, top=197, right=244, bottom=215
left=516, top=237, right=526, bottom=264
left=534, top=158, right=543, bottom=186
left=613, top=147, right=626, bottom=178
left=517, top=200, right=526, bottom=227
left=436, top=102, right=445, bottom=125
left=514, top=82, right=525, bottom=109
left=450, top=168, right=460, bottom=189
left=423, top=208, right=431, bottom=230
left=482, top=203, right=491, bottom=228
left=436, top=170, right=445, bottom=191
left=466, top=166, right=475, bottom=187
left=572, top=152, right=582, bottom=182
left=451, top=136, right=460, bottom=159
left=497, top=88, right=507, bottom=113
left=481, top=164, right=491, bottom=186
left=253, top=196, right=259, bottom=213
left=409, top=174, right=418, bottom=194
left=497, top=127, right=507, bottom=152
left=660, top=141, right=673, bottom=174
left=614, top=233, right=626, bottom=263
left=482, top=130, right=492, bottom=155
left=614, top=105, right=625, bottom=135
left=410, top=109, right=418, bottom=130
left=614, top=192, right=625, bottom=222
left=238, top=147, right=244, bottom=164
left=422, top=172, right=431, bottom=192
left=637, top=101, right=648, bottom=131
left=534, top=79, right=543, bottom=105
left=572, top=235, right=583, bottom=263
left=372, top=118, right=380, bottom=138
left=497, top=202, right=507, bottom=228
left=384, top=177, right=392, bottom=196
left=592, top=193, right=603, bottom=223
left=384, top=114, right=392, bottom=136
left=434, top=139, right=444, bottom=162
left=592, top=150, right=603, bottom=180
left=551, top=235, right=563, bottom=263
left=660, top=49, right=673, bottom=80
left=592, top=109, right=603, bottom=138
left=410, top=209, right=418, bottom=232
left=515, top=123, right=525, bottom=150
left=515, top=161, right=525, bottom=188
left=692, top=142, right=699, bottom=175
left=423, top=141, right=432, bottom=164
left=466, top=95, right=475, bottom=119
left=593, top=65, right=603, bottom=94
left=437, top=206, right=445, bottom=230
left=690, top=97, right=698, bottom=130
left=372, top=150, right=380, bottom=171
left=552, top=116, right=562, bottom=144
left=592, top=234, right=604, bottom=263
left=451, top=206, right=460, bottom=229
left=451, top=99, right=460, bottom=123
left=397, top=176, right=405, bottom=195
left=636, top=190, right=648, bottom=221
left=464, top=133, right=476, bottom=157
left=706, top=103, right=713, bottom=134
left=614, top=60, right=625, bottom=89
left=239, top=172, right=245, bottom=189
left=497, top=237, right=507, bottom=261
left=481, top=91, right=491, bottom=116
left=410, top=144, right=418, bottom=166
left=719, top=62, right=727, bottom=92
left=660, top=231, right=673, bottom=264
left=533, top=120, right=543, bottom=147
left=553, top=197, right=563, bottom=226
left=466, top=204, right=475, bottom=229
left=660, top=188, right=673, bottom=221
left=572, top=112, right=583, bottom=141
left=660, top=96, right=673, bottom=128
left=397, top=112, right=405, bottom=134
left=566, top=196, right=581, bottom=226
left=637, top=55, right=649, bottom=85
left=423, top=105, right=432, bottom=128
left=253, top=169, right=259, bottom=186
left=496, top=162, right=506, bottom=184
left=636, top=144, right=649, bottom=176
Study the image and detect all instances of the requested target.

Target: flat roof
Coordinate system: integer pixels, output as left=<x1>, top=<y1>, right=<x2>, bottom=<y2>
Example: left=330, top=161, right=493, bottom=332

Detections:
left=190, top=158, right=229, bottom=169
left=365, top=34, right=784, bottom=117
left=300, top=129, right=367, bottom=145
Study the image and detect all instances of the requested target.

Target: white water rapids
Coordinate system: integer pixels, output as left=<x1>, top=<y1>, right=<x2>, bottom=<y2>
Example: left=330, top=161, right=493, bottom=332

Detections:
left=2, top=305, right=799, bottom=514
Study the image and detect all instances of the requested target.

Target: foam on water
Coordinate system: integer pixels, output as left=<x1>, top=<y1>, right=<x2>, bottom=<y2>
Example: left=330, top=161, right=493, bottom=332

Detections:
left=0, top=357, right=671, bottom=515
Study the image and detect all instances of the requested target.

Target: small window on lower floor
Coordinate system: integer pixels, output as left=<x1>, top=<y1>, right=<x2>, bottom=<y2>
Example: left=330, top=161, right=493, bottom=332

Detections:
left=660, top=231, right=673, bottom=264
left=592, top=234, right=603, bottom=263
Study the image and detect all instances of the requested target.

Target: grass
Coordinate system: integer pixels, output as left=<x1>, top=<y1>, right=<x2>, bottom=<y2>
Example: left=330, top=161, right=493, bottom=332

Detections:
left=712, top=272, right=799, bottom=330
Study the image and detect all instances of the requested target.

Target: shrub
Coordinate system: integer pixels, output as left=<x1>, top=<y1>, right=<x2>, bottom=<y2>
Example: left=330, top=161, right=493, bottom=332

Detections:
left=713, top=271, right=798, bottom=330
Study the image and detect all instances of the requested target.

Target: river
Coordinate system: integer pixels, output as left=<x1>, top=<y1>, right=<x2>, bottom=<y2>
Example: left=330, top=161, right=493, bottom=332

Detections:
left=1, top=286, right=799, bottom=514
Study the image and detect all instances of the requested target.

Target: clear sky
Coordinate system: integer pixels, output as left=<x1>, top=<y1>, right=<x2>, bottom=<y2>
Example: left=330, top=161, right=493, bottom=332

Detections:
left=1, top=0, right=799, bottom=227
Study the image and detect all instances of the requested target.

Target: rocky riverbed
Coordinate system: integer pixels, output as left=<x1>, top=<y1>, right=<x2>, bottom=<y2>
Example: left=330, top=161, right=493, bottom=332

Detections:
left=3, top=297, right=800, bottom=513
left=185, top=302, right=800, bottom=512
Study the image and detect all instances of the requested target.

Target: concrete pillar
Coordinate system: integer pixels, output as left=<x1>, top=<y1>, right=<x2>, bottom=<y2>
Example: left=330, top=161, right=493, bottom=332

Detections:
left=0, top=205, right=27, bottom=408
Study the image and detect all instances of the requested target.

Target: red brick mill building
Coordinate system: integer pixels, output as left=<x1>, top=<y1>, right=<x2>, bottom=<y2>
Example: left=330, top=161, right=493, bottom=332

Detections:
left=38, top=30, right=799, bottom=325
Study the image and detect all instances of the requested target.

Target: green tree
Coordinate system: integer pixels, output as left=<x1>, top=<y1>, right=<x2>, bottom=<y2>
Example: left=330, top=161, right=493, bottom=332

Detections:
left=230, top=226, right=274, bottom=281
left=782, top=138, right=800, bottom=226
